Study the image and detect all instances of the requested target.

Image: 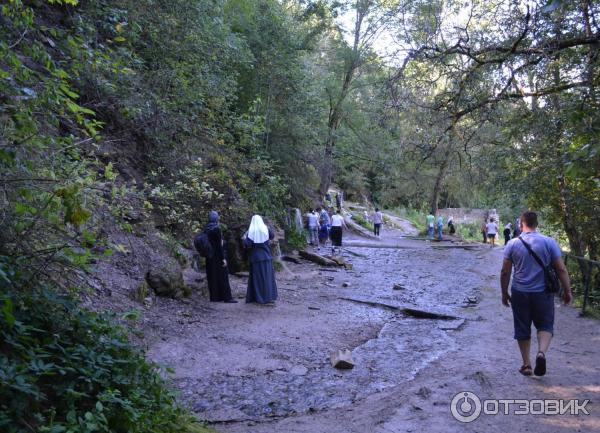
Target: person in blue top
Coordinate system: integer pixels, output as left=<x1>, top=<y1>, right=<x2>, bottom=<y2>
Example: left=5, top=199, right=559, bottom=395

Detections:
left=318, top=207, right=331, bottom=245
left=500, top=211, right=572, bottom=377
left=436, top=215, right=443, bottom=241
left=243, top=215, right=278, bottom=305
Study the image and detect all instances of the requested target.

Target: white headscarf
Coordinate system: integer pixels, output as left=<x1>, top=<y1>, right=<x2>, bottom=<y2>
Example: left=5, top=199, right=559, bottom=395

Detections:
left=247, top=215, right=269, bottom=243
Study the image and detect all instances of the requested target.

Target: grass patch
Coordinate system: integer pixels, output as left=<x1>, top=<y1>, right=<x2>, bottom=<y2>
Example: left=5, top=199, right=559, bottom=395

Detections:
left=386, top=207, right=428, bottom=235
left=351, top=213, right=374, bottom=231
left=454, top=221, right=486, bottom=242
left=572, top=296, right=600, bottom=319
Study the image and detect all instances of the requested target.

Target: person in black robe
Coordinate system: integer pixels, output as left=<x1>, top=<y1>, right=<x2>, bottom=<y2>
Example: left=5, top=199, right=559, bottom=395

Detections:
left=243, top=215, right=278, bottom=304
left=204, top=211, right=237, bottom=303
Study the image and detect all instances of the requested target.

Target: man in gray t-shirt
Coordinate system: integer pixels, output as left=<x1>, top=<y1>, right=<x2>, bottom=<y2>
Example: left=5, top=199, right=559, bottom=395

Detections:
left=306, top=210, right=320, bottom=248
left=372, top=208, right=383, bottom=236
left=500, top=211, right=572, bottom=377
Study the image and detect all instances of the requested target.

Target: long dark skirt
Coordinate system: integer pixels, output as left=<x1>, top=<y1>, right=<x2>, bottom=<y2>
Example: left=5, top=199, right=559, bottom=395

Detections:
left=206, top=258, right=233, bottom=302
left=330, top=226, right=342, bottom=246
left=246, top=259, right=278, bottom=304
left=504, top=228, right=511, bottom=245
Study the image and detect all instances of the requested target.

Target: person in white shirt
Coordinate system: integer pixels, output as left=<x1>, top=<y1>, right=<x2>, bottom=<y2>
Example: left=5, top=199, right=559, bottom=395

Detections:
left=305, top=209, right=320, bottom=248
left=330, top=210, right=347, bottom=254
left=486, top=218, right=498, bottom=247
left=372, top=208, right=383, bottom=236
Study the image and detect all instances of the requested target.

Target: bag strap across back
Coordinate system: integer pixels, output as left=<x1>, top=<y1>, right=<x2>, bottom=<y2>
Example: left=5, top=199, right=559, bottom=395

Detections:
left=518, top=236, right=546, bottom=271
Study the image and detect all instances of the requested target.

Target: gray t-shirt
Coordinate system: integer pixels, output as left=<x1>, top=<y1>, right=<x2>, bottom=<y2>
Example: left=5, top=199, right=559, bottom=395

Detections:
left=486, top=222, right=498, bottom=235
left=372, top=211, right=383, bottom=224
left=503, top=231, right=562, bottom=293
left=306, top=213, right=319, bottom=228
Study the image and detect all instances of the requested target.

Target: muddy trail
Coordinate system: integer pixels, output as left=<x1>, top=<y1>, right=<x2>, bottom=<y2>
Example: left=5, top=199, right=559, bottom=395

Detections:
left=140, top=223, right=600, bottom=433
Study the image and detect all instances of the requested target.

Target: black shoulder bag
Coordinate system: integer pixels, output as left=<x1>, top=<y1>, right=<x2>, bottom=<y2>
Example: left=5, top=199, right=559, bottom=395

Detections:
left=518, top=236, right=560, bottom=294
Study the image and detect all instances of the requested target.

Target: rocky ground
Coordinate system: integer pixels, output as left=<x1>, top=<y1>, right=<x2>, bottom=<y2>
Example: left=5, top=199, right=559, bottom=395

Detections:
left=136, top=221, right=599, bottom=433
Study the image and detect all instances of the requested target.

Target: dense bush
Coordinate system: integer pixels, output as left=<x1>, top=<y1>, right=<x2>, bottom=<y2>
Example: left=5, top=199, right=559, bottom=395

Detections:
left=0, top=285, right=211, bottom=433
left=454, top=222, right=484, bottom=242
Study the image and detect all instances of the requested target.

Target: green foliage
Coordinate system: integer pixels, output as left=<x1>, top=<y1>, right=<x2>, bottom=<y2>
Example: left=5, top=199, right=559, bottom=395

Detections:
left=454, top=222, right=484, bottom=243
left=388, top=207, right=428, bottom=234
left=283, top=228, right=307, bottom=252
left=156, top=232, right=188, bottom=266
left=0, top=285, right=213, bottom=433
left=351, top=213, right=374, bottom=231
left=148, top=160, right=224, bottom=234
left=1, top=0, right=106, bottom=288
left=1, top=2, right=230, bottom=431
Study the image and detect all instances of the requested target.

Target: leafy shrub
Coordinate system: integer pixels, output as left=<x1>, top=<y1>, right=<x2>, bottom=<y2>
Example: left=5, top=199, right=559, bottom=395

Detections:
left=454, top=222, right=484, bottom=242
left=283, top=228, right=307, bottom=252
left=351, top=213, right=373, bottom=231
left=147, top=159, right=224, bottom=234
left=0, top=285, right=212, bottom=433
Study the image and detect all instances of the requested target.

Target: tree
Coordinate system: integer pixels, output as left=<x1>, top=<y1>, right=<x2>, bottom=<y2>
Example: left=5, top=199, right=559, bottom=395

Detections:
left=319, top=0, right=398, bottom=195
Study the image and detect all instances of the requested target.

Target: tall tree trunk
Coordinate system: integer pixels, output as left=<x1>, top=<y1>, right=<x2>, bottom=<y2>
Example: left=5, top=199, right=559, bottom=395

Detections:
left=319, top=94, right=346, bottom=195
left=319, top=1, right=367, bottom=196
left=429, top=145, right=452, bottom=215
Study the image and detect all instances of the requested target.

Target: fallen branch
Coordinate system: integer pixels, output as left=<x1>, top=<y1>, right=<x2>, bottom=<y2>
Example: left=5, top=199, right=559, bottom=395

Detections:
left=343, top=214, right=378, bottom=239
left=328, top=255, right=348, bottom=266
left=299, top=250, right=339, bottom=266
left=431, top=244, right=481, bottom=250
left=339, top=297, right=461, bottom=320
left=344, top=249, right=368, bottom=258
left=281, top=255, right=302, bottom=264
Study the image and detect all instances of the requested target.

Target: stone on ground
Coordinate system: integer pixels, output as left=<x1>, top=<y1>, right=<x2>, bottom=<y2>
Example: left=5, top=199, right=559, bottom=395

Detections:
left=289, top=365, right=309, bottom=376
left=330, top=349, right=355, bottom=369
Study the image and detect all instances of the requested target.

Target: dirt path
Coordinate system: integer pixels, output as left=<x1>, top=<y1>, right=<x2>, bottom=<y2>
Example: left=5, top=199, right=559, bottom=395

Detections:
left=141, top=221, right=600, bottom=433
left=381, top=212, right=420, bottom=236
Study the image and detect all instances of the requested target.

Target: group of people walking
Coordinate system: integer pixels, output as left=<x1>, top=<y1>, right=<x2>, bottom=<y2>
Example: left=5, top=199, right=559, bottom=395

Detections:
left=199, top=212, right=278, bottom=305
left=482, top=216, right=524, bottom=246
left=200, top=208, right=573, bottom=378
left=305, top=207, right=347, bottom=254
left=426, top=213, right=453, bottom=240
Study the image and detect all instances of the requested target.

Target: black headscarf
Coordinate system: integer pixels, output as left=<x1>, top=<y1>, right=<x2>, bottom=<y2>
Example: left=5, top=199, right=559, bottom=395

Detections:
left=205, top=211, right=220, bottom=231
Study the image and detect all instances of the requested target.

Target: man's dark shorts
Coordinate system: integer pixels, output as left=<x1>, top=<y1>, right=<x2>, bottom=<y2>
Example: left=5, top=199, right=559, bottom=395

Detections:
left=511, top=289, right=554, bottom=340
